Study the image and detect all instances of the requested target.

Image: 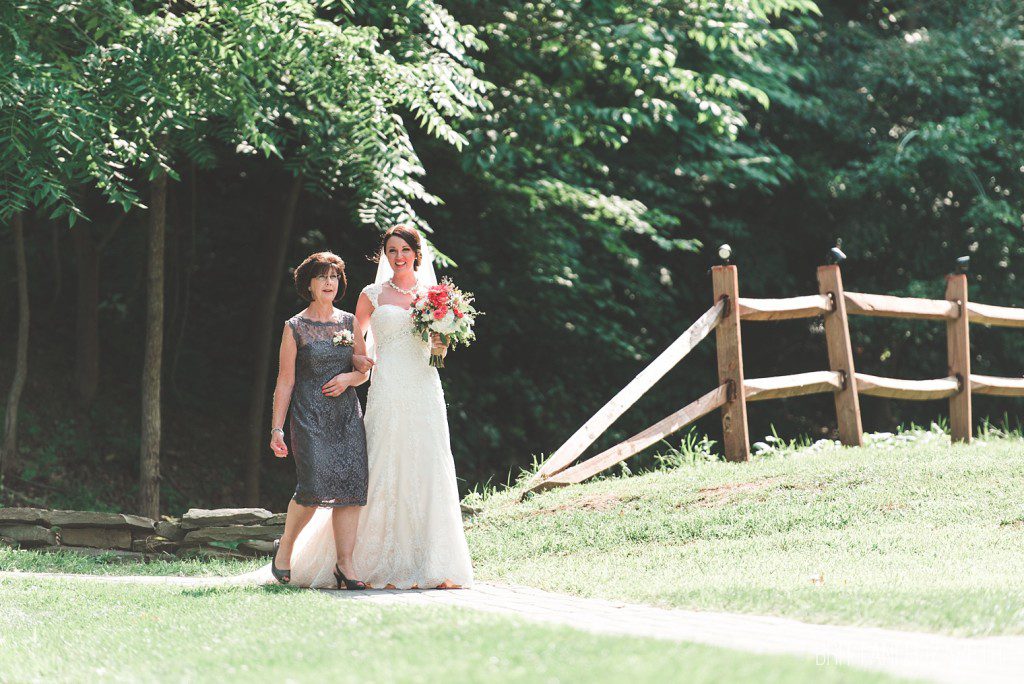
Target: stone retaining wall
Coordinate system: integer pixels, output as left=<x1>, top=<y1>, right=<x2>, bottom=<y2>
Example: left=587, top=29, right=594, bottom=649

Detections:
left=0, top=504, right=479, bottom=562
left=0, top=507, right=286, bottom=561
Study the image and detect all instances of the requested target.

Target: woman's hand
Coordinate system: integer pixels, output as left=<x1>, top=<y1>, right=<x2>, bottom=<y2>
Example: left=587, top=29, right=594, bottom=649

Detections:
left=322, top=374, right=351, bottom=397
left=430, top=332, right=448, bottom=357
left=352, top=355, right=375, bottom=374
left=270, top=432, right=288, bottom=458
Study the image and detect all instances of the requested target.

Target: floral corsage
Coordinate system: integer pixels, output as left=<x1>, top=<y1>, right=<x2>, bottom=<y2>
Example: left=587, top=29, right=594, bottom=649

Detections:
left=332, top=329, right=354, bottom=347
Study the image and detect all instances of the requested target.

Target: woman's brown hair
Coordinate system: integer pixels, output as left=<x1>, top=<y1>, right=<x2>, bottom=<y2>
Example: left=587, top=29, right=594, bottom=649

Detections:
left=293, top=251, right=347, bottom=302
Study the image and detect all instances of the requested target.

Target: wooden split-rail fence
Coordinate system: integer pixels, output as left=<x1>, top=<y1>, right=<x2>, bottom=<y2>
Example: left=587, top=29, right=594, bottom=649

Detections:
left=524, top=264, right=1024, bottom=496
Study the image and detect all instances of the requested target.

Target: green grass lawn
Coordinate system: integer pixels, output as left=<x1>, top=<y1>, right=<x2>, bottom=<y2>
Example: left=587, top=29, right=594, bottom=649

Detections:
left=4, top=428, right=1022, bottom=643
left=466, top=429, right=1024, bottom=637
left=0, top=547, right=267, bottom=577
left=0, top=578, right=910, bottom=684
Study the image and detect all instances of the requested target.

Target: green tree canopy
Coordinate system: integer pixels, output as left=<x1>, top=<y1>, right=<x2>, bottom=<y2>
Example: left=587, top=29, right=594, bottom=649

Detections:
left=413, top=0, right=818, bottom=479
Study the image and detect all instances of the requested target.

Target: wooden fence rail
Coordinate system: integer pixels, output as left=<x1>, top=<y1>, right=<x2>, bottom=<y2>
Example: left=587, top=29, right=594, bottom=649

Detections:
left=853, top=373, right=960, bottom=400
left=525, top=299, right=725, bottom=489
left=844, top=292, right=959, bottom=321
left=744, top=371, right=843, bottom=402
left=966, top=302, right=1024, bottom=328
left=737, top=295, right=832, bottom=321
left=970, top=374, right=1024, bottom=396
left=532, top=385, right=730, bottom=492
left=522, top=265, right=1024, bottom=497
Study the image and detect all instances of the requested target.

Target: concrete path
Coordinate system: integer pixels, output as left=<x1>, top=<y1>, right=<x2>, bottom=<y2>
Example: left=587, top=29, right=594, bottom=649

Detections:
left=3, top=569, right=1022, bottom=683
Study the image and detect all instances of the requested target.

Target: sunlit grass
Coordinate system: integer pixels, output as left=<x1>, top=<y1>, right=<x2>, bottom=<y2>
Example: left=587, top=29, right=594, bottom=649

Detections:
left=0, top=579, right=908, bottom=683
left=466, top=428, right=1024, bottom=636
left=5, top=425, right=1023, bottom=640
left=0, top=547, right=265, bottom=577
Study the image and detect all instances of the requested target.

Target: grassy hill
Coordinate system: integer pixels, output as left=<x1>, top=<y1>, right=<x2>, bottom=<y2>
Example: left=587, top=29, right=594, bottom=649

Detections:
left=466, top=426, right=1024, bottom=637
left=4, top=424, right=1022, bottom=643
left=5, top=425, right=1017, bottom=682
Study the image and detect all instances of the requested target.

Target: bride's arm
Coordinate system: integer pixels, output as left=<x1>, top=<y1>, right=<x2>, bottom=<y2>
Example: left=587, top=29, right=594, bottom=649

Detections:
left=355, top=292, right=373, bottom=341
left=347, top=317, right=370, bottom=387
left=351, top=292, right=375, bottom=374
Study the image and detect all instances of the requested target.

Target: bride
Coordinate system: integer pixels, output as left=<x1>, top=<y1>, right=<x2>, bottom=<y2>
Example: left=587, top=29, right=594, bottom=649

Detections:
left=280, top=225, right=473, bottom=590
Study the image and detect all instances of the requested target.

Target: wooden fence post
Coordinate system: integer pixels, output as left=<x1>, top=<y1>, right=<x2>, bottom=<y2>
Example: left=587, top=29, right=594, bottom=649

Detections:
left=712, top=265, right=750, bottom=461
left=816, top=265, right=863, bottom=446
left=945, top=274, right=972, bottom=443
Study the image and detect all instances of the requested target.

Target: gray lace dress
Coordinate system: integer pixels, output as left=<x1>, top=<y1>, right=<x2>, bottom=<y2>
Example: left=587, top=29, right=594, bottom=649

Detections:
left=285, top=310, right=368, bottom=506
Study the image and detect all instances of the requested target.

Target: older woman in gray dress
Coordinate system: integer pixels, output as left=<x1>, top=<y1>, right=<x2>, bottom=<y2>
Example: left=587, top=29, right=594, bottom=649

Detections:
left=268, top=251, right=371, bottom=589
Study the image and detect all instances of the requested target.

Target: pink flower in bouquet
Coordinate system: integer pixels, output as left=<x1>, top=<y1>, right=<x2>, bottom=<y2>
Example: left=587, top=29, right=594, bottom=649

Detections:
left=408, top=276, right=479, bottom=369
left=428, top=286, right=448, bottom=308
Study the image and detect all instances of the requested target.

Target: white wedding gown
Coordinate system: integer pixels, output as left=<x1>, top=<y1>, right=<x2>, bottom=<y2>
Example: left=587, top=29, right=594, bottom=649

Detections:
left=275, top=281, right=473, bottom=589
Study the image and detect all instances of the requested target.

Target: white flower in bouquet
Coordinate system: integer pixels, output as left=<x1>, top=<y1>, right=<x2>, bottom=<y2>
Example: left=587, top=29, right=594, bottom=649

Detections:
left=431, top=310, right=461, bottom=335
left=409, top=277, right=481, bottom=368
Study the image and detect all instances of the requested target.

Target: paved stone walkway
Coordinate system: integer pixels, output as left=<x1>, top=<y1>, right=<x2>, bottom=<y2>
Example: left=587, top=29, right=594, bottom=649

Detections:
left=3, top=569, right=1022, bottom=683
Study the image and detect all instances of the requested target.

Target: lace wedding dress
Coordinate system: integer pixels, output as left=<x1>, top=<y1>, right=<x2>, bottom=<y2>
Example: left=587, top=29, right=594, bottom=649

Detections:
left=265, top=281, right=473, bottom=589
left=350, top=282, right=473, bottom=588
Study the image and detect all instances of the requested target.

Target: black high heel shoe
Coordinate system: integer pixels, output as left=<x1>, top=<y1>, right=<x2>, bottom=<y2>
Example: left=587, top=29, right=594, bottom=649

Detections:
left=333, top=563, right=367, bottom=590
left=271, top=539, right=291, bottom=585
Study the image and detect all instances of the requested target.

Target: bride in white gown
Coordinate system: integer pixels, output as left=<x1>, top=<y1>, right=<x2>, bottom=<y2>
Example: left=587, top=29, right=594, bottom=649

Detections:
left=279, top=225, right=473, bottom=589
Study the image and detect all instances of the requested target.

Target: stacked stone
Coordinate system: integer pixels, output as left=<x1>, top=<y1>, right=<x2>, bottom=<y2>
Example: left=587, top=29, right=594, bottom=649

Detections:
left=0, top=507, right=284, bottom=560
left=178, top=508, right=285, bottom=558
left=0, top=508, right=160, bottom=560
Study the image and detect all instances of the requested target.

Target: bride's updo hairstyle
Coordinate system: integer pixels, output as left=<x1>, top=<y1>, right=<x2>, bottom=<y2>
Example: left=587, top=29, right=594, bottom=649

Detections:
left=373, top=224, right=422, bottom=270
left=294, top=251, right=347, bottom=301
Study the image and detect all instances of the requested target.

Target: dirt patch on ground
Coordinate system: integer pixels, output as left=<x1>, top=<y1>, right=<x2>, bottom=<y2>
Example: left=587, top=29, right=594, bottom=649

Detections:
left=533, top=492, right=630, bottom=516
left=686, top=477, right=783, bottom=508
left=778, top=480, right=826, bottom=493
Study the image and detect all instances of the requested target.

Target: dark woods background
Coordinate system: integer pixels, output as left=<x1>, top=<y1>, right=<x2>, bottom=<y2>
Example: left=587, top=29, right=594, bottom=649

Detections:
left=2, top=1, right=1023, bottom=515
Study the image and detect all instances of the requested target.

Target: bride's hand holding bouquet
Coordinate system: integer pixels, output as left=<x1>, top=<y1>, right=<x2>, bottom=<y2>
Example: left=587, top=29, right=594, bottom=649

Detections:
left=410, top=277, right=479, bottom=368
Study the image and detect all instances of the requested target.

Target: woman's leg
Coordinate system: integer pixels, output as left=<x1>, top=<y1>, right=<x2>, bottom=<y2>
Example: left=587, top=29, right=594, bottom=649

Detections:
left=275, top=498, right=317, bottom=570
left=330, top=504, right=361, bottom=579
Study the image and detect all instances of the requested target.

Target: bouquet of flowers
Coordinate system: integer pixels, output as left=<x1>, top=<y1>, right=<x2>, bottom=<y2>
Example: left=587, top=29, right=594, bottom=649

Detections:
left=410, top=277, right=479, bottom=368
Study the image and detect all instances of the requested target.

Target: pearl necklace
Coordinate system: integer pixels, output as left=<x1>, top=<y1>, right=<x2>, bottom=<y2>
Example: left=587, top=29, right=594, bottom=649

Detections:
left=387, top=278, right=419, bottom=296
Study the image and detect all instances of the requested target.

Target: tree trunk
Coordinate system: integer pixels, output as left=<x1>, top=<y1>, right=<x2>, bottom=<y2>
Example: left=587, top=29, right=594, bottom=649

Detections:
left=140, top=172, right=167, bottom=519
left=73, top=222, right=100, bottom=406
left=1, top=213, right=29, bottom=482
left=244, top=174, right=302, bottom=505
